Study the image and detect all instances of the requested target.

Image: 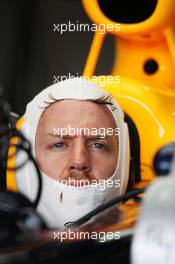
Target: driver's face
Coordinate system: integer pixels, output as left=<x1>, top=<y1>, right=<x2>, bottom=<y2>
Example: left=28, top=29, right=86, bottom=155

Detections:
left=35, top=99, right=118, bottom=186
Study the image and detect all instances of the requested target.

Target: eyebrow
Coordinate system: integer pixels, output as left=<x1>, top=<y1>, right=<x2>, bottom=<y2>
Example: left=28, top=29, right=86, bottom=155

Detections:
left=47, top=133, right=110, bottom=140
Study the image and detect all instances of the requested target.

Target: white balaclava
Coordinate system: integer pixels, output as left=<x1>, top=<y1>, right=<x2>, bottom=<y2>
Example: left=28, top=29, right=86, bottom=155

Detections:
left=15, top=77, right=130, bottom=229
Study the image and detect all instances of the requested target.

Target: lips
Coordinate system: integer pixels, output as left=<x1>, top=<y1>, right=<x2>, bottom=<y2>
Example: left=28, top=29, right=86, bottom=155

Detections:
left=59, top=170, right=94, bottom=187
left=59, top=173, right=94, bottom=187
left=65, top=178, right=91, bottom=187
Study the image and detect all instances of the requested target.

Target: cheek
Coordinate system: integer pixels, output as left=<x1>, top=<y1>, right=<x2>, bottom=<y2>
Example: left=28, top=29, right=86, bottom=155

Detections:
left=91, top=156, right=117, bottom=180
left=36, top=149, right=68, bottom=180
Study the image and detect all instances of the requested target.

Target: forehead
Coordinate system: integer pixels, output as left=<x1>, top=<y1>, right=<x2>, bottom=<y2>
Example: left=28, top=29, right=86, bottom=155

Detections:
left=37, top=99, right=116, bottom=130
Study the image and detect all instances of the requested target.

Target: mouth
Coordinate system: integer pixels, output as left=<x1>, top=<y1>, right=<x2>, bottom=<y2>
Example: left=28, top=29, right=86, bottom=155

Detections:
left=60, top=177, right=92, bottom=187
left=68, top=180, right=90, bottom=187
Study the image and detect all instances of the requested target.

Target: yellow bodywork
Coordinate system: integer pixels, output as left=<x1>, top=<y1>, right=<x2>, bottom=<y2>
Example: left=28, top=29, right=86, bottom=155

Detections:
left=82, top=0, right=175, bottom=182
left=7, top=117, right=24, bottom=191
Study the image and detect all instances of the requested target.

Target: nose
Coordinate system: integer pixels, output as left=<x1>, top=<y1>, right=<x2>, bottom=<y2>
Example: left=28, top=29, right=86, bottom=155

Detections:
left=68, top=140, right=91, bottom=173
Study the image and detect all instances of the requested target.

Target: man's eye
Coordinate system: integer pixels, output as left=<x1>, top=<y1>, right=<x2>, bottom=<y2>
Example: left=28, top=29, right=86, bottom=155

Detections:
left=52, top=143, right=66, bottom=149
left=92, top=143, right=105, bottom=149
